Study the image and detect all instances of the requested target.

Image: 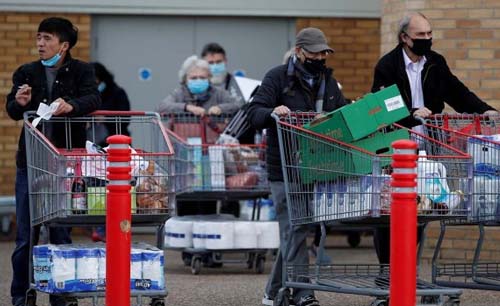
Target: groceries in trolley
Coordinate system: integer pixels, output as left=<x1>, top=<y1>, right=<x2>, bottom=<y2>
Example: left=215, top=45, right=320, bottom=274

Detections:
left=33, top=243, right=164, bottom=293
left=164, top=215, right=279, bottom=250
left=466, top=134, right=500, bottom=220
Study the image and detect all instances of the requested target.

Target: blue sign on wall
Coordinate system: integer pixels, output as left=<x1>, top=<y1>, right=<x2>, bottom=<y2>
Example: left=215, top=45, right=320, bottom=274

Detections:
left=138, top=68, right=152, bottom=81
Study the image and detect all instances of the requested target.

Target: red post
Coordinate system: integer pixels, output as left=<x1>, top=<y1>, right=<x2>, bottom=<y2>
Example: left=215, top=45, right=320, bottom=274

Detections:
left=390, top=140, right=418, bottom=306
left=106, top=135, right=132, bottom=306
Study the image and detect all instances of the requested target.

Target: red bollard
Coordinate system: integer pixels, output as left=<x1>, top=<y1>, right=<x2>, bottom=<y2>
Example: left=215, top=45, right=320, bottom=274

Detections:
left=106, top=135, right=132, bottom=306
left=390, top=140, right=418, bottom=306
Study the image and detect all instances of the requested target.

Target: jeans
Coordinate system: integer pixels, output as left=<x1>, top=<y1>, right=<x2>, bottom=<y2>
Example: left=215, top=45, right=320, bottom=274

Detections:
left=11, top=167, right=72, bottom=305
left=265, top=181, right=313, bottom=302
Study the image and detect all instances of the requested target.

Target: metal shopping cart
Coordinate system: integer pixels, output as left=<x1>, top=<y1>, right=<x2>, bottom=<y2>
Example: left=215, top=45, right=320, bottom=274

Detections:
left=162, top=112, right=274, bottom=275
left=272, top=112, right=469, bottom=306
left=418, top=114, right=500, bottom=291
left=24, top=111, right=174, bottom=306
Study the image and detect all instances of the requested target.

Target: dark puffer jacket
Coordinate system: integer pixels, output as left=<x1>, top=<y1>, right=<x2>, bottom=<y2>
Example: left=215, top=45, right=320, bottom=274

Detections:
left=247, top=62, right=349, bottom=181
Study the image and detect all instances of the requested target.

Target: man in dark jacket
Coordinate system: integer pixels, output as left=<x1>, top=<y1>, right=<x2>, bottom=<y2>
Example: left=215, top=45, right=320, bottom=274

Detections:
left=248, top=27, right=349, bottom=306
left=6, top=17, right=100, bottom=306
left=371, top=12, right=498, bottom=266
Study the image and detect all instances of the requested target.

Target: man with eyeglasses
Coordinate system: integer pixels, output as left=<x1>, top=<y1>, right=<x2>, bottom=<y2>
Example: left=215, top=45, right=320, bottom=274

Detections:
left=247, top=27, right=349, bottom=306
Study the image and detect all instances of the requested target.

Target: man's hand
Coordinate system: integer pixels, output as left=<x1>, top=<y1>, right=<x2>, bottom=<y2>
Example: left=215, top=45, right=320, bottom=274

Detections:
left=483, top=110, right=499, bottom=116
left=52, top=98, right=74, bottom=116
left=207, top=106, right=222, bottom=115
left=272, top=105, right=291, bottom=116
left=15, top=84, right=32, bottom=107
left=186, top=104, right=206, bottom=116
left=413, top=107, right=432, bottom=118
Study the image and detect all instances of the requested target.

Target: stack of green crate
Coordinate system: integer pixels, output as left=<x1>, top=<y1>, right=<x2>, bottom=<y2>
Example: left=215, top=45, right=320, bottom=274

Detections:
left=300, top=85, right=410, bottom=183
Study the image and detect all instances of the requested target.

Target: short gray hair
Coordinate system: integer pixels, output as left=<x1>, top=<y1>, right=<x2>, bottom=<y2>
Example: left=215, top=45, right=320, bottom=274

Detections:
left=178, top=55, right=211, bottom=83
left=397, top=12, right=428, bottom=43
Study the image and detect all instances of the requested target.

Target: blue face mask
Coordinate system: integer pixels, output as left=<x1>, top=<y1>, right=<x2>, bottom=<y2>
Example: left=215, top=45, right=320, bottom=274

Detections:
left=209, top=62, right=226, bottom=76
left=97, top=82, right=106, bottom=93
left=41, top=53, right=62, bottom=67
left=187, top=79, right=209, bottom=95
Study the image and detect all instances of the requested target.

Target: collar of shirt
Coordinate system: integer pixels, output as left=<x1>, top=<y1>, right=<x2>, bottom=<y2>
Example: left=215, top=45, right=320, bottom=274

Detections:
left=403, top=48, right=426, bottom=72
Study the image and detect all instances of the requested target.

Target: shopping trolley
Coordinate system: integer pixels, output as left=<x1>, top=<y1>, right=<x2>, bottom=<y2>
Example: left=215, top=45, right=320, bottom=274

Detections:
left=418, top=114, right=500, bottom=291
left=272, top=112, right=469, bottom=306
left=162, top=113, right=274, bottom=275
left=24, top=111, right=174, bottom=306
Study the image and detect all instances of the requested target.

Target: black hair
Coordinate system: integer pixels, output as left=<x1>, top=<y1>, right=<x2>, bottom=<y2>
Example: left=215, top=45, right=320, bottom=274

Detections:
left=201, top=42, right=226, bottom=57
left=38, top=17, right=78, bottom=49
left=91, top=62, right=116, bottom=87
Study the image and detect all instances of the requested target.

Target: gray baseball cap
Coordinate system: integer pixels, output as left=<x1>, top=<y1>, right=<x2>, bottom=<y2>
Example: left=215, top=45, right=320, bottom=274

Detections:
left=295, top=27, right=334, bottom=53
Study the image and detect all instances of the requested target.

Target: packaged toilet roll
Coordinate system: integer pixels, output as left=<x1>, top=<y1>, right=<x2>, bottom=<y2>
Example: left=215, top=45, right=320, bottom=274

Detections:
left=75, top=247, right=99, bottom=291
left=130, top=249, right=143, bottom=289
left=33, top=244, right=52, bottom=291
left=141, top=248, right=165, bottom=290
left=472, top=175, right=499, bottom=221
left=233, top=221, right=257, bottom=249
left=255, top=221, right=280, bottom=249
left=204, top=221, right=235, bottom=249
left=51, top=246, right=76, bottom=292
left=97, top=248, right=106, bottom=290
left=192, top=222, right=207, bottom=249
left=164, top=217, right=193, bottom=248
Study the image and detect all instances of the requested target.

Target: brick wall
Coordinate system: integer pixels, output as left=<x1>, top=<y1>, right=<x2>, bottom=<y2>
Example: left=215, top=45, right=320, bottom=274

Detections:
left=381, top=0, right=500, bottom=261
left=297, top=18, right=381, bottom=100
left=0, top=13, right=91, bottom=195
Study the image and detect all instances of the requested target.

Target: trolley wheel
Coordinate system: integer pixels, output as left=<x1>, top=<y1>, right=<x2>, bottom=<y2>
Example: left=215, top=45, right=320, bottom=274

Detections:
left=181, top=252, right=192, bottom=266
left=150, top=298, right=165, bottom=306
left=347, top=232, right=361, bottom=248
left=445, top=298, right=460, bottom=306
left=256, top=256, right=265, bottom=274
left=275, top=288, right=290, bottom=306
left=370, top=299, right=388, bottom=306
left=25, top=289, right=37, bottom=306
left=191, top=257, right=201, bottom=275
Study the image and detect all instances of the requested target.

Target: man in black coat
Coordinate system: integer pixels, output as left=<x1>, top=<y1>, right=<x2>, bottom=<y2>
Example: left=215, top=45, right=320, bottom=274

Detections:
left=371, top=12, right=498, bottom=266
left=248, top=27, right=349, bottom=306
left=6, top=17, right=100, bottom=306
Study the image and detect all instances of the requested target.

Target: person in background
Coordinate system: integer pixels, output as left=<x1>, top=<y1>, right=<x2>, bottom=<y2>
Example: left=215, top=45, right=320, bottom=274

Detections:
left=248, top=27, right=350, bottom=306
left=88, top=62, right=132, bottom=242
left=158, top=55, right=242, bottom=116
left=201, top=42, right=244, bottom=103
left=371, top=12, right=498, bottom=268
left=6, top=17, right=100, bottom=306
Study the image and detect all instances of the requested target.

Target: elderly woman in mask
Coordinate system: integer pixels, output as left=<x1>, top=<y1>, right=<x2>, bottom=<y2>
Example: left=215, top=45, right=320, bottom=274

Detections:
left=158, top=55, right=242, bottom=116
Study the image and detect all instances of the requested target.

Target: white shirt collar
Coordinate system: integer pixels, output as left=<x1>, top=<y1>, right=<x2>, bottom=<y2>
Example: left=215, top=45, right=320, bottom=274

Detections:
left=402, top=48, right=426, bottom=69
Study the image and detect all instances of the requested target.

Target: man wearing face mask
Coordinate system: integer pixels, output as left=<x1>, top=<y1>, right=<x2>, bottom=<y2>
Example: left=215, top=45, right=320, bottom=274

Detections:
left=371, top=12, right=498, bottom=270
left=372, top=12, right=498, bottom=129
left=201, top=43, right=244, bottom=104
left=247, top=27, right=349, bottom=306
left=6, top=17, right=100, bottom=306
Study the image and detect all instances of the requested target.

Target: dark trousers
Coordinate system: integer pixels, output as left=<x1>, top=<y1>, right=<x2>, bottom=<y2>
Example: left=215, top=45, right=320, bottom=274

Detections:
left=373, top=225, right=425, bottom=264
left=11, top=167, right=72, bottom=305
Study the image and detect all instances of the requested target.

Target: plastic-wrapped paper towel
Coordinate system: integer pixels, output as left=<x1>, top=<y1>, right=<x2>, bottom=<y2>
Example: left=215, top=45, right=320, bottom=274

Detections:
left=142, top=248, right=165, bottom=290
left=33, top=244, right=52, bottom=291
left=52, top=246, right=76, bottom=292
left=130, top=249, right=143, bottom=290
left=97, top=247, right=106, bottom=290
left=164, top=217, right=193, bottom=248
left=204, top=221, right=235, bottom=249
left=75, top=246, right=99, bottom=291
left=192, top=222, right=207, bottom=249
left=255, top=221, right=280, bottom=249
left=233, top=221, right=257, bottom=249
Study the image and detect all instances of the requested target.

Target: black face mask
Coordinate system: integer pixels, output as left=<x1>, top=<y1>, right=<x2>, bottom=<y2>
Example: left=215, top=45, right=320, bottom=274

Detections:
left=408, top=37, right=432, bottom=56
left=303, top=57, right=326, bottom=75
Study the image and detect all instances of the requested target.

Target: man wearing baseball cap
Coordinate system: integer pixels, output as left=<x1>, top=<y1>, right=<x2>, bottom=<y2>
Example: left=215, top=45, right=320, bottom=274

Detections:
left=248, top=27, right=349, bottom=306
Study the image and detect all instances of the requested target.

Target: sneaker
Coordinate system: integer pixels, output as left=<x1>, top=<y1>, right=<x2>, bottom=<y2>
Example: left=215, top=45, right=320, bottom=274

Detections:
left=262, top=294, right=295, bottom=306
left=296, top=295, right=320, bottom=306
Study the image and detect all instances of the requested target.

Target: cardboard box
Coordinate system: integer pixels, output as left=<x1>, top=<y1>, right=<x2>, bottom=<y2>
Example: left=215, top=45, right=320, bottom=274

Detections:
left=303, top=85, right=409, bottom=142
left=300, top=128, right=409, bottom=183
